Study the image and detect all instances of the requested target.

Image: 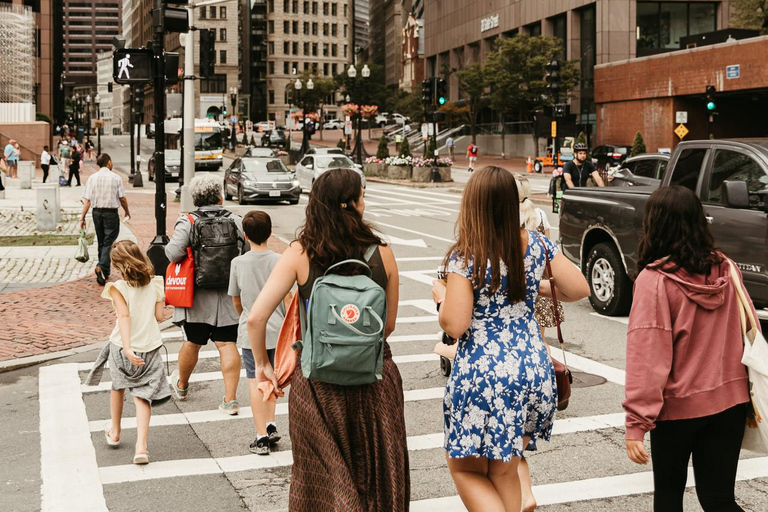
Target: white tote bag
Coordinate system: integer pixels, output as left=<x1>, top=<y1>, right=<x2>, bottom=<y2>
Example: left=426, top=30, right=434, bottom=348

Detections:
left=728, top=261, right=768, bottom=454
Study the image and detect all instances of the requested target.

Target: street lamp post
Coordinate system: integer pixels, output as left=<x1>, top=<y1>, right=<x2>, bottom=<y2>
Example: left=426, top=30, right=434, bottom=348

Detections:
left=229, top=86, right=237, bottom=150
left=345, top=94, right=351, bottom=151
left=94, top=93, right=102, bottom=155
left=85, top=94, right=92, bottom=140
left=347, top=64, right=370, bottom=165
left=294, top=78, right=314, bottom=156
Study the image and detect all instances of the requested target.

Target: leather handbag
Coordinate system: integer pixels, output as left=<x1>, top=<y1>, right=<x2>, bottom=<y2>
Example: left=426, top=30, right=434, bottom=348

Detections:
left=533, top=232, right=573, bottom=411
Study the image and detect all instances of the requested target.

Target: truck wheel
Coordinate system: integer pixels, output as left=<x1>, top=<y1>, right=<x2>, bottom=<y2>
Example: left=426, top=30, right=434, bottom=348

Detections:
left=533, top=160, right=543, bottom=173
left=585, top=242, right=632, bottom=316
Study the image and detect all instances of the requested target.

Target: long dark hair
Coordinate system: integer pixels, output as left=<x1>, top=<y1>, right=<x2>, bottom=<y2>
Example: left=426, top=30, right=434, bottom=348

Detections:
left=637, top=185, right=722, bottom=274
left=444, top=166, right=526, bottom=302
left=297, top=168, right=384, bottom=270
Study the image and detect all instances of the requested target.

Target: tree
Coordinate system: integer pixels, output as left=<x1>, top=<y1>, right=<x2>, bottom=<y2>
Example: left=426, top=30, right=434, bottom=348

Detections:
left=731, top=0, right=768, bottom=32
left=249, top=134, right=257, bottom=146
left=629, top=131, right=647, bottom=157
left=334, top=63, right=393, bottom=114
left=393, top=90, right=422, bottom=124
left=399, top=135, right=411, bottom=158
left=456, top=64, right=487, bottom=143
left=484, top=35, right=579, bottom=157
left=437, top=101, right=470, bottom=128
left=376, top=135, right=390, bottom=159
left=241, top=130, right=248, bottom=145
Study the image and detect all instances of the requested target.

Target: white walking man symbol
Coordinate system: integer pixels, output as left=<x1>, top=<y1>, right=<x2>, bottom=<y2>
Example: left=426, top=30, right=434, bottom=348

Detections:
left=117, top=54, right=133, bottom=80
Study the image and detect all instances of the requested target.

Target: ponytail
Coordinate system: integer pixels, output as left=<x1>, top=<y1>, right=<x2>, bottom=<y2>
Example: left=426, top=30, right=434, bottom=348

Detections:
left=514, top=174, right=537, bottom=230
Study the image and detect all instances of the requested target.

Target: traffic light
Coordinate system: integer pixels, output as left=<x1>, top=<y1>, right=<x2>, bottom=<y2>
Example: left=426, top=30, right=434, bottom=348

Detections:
left=165, top=52, right=180, bottom=85
left=705, top=85, right=717, bottom=114
left=436, top=78, right=447, bottom=106
left=222, top=104, right=228, bottom=116
left=545, top=60, right=561, bottom=97
left=422, top=78, right=434, bottom=109
left=199, top=29, right=215, bottom=76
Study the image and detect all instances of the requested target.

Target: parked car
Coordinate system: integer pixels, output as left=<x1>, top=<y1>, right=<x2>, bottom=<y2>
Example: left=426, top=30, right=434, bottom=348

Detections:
left=323, top=119, right=344, bottom=130
left=147, top=149, right=181, bottom=181
left=294, top=154, right=366, bottom=192
left=223, top=157, right=301, bottom=205
left=261, top=129, right=287, bottom=148
left=307, top=147, right=345, bottom=155
left=559, top=139, right=768, bottom=322
left=243, top=146, right=277, bottom=158
left=255, top=121, right=271, bottom=132
left=375, top=112, right=408, bottom=128
left=591, top=144, right=631, bottom=170
left=608, top=153, right=670, bottom=187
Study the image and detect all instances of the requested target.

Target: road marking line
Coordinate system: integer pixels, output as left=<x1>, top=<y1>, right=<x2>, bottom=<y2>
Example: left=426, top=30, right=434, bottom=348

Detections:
left=375, top=221, right=454, bottom=243
left=366, top=186, right=461, bottom=202
left=96, top=413, right=629, bottom=484
left=400, top=270, right=440, bottom=286
left=40, top=364, right=108, bottom=511
left=589, top=312, right=630, bottom=325
left=409, top=457, right=768, bottom=511
left=399, top=299, right=441, bottom=313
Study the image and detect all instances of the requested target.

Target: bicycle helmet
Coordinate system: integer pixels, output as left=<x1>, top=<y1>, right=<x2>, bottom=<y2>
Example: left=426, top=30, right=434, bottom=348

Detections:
left=573, top=142, right=588, bottom=152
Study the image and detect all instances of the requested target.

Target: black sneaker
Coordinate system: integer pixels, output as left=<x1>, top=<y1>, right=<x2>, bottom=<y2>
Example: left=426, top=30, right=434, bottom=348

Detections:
left=95, top=268, right=106, bottom=286
left=266, top=424, right=281, bottom=445
left=249, top=436, right=270, bottom=456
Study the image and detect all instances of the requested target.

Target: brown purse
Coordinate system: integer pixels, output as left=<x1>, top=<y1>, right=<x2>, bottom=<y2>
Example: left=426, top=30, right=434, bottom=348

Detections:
left=533, top=233, right=573, bottom=411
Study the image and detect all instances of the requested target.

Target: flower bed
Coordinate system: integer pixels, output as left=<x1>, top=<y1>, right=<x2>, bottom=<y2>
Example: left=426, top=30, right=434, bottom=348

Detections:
left=364, top=157, right=387, bottom=177
left=385, top=156, right=412, bottom=179
left=411, top=157, right=453, bottom=182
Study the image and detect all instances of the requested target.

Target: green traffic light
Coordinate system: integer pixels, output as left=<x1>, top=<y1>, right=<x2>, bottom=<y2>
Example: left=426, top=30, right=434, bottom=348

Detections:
left=438, top=97, right=446, bottom=105
left=707, top=101, right=716, bottom=111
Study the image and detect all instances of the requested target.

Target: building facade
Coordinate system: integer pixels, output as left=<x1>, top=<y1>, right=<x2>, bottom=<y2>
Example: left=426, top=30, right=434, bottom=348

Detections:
left=240, top=0, right=269, bottom=123
left=264, top=0, right=353, bottom=123
left=399, top=12, right=423, bottom=92
left=353, top=0, right=369, bottom=53
left=423, top=0, right=733, bottom=137
left=96, top=52, right=113, bottom=134
left=62, top=0, right=121, bottom=91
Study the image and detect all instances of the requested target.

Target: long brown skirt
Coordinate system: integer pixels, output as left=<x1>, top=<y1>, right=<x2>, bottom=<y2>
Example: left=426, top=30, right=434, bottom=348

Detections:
left=288, top=342, right=410, bottom=512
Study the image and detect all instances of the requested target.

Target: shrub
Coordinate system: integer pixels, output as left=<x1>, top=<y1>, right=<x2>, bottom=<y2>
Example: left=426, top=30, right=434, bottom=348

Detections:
left=399, top=136, right=411, bottom=158
left=376, top=135, right=389, bottom=159
left=629, top=131, right=647, bottom=157
left=249, top=134, right=257, bottom=146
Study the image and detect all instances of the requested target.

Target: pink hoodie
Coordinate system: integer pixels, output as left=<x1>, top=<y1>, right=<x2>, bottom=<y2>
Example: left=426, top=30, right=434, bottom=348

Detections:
left=623, top=256, right=757, bottom=441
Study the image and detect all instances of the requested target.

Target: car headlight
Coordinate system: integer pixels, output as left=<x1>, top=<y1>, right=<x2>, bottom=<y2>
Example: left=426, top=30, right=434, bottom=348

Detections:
left=215, top=154, right=223, bottom=159
left=291, top=179, right=300, bottom=187
left=243, top=180, right=257, bottom=187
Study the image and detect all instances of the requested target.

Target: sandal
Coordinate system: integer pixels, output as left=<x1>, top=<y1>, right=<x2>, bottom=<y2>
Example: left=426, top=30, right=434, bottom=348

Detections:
left=105, top=425, right=120, bottom=447
left=133, top=452, right=150, bottom=465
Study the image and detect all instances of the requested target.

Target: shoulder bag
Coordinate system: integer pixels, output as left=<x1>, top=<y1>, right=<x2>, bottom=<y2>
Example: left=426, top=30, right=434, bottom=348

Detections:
left=533, top=232, right=573, bottom=411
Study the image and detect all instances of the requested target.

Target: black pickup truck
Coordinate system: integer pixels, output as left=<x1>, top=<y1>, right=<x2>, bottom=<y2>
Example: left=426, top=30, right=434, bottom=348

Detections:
left=559, top=139, right=768, bottom=321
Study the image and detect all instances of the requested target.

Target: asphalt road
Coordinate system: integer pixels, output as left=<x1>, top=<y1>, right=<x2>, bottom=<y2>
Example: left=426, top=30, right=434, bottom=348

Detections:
left=2, top=135, right=767, bottom=512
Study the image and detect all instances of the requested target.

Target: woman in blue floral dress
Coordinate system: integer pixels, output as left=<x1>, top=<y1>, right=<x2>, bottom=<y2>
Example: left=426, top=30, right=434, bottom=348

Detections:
left=432, top=167, right=589, bottom=511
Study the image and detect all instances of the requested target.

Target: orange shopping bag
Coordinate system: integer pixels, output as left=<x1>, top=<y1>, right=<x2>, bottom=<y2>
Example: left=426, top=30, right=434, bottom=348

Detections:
left=258, top=291, right=301, bottom=401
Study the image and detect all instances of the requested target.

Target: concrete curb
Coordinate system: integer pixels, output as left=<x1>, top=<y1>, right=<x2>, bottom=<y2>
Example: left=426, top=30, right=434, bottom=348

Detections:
left=365, top=177, right=459, bottom=189
left=0, top=319, right=179, bottom=373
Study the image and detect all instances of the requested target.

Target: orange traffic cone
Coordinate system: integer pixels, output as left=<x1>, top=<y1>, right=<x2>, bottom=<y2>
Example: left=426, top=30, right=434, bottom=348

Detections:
left=526, top=157, right=533, bottom=173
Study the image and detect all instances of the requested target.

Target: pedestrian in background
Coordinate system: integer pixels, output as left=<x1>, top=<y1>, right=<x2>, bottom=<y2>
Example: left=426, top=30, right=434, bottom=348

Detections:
left=247, top=168, right=409, bottom=511
left=68, top=144, right=82, bottom=186
left=85, top=138, right=95, bottom=161
left=83, top=241, right=169, bottom=466
left=165, top=173, right=245, bottom=416
left=445, top=135, right=456, bottom=160
left=466, top=141, right=478, bottom=172
left=40, top=145, right=51, bottom=183
left=4, top=139, right=17, bottom=178
left=228, top=210, right=290, bottom=455
left=59, top=139, right=70, bottom=171
left=623, top=185, right=757, bottom=512
left=80, top=153, right=130, bottom=285
left=431, top=166, right=588, bottom=512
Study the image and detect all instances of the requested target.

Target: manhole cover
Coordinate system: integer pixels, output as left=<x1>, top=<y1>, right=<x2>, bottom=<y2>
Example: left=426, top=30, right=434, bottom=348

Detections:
left=570, top=371, right=607, bottom=389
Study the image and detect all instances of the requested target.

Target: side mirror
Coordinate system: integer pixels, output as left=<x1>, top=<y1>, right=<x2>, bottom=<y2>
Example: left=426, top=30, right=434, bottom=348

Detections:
left=756, top=188, right=768, bottom=213
left=723, top=180, right=750, bottom=209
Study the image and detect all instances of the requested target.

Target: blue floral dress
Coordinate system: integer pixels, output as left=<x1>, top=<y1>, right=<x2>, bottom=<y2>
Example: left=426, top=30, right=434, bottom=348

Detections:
left=444, top=231, right=558, bottom=462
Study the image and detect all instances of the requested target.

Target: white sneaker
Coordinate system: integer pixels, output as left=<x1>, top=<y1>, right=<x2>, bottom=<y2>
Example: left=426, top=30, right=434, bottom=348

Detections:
left=169, top=369, right=188, bottom=401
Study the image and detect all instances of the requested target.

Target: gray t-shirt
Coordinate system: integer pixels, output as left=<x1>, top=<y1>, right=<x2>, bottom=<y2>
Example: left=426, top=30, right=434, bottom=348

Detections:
left=228, top=250, right=285, bottom=349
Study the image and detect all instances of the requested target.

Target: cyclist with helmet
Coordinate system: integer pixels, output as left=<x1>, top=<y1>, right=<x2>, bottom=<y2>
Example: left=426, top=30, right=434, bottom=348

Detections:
left=563, top=143, right=604, bottom=188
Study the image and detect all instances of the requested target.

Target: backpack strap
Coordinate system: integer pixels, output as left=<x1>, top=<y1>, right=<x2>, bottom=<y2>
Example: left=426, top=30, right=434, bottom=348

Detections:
left=364, top=244, right=377, bottom=262
left=324, top=259, right=373, bottom=277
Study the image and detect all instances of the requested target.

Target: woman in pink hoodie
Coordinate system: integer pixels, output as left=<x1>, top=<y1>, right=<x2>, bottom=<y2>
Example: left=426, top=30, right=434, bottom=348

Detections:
left=623, top=185, right=758, bottom=512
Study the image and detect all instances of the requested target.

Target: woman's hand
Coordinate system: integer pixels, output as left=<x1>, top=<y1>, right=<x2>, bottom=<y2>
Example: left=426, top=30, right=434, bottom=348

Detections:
left=432, top=279, right=447, bottom=305
left=256, top=362, right=284, bottom=397
left=626, top=440, right=650, bottom=465
left=124, top=349, right=145, bottom=367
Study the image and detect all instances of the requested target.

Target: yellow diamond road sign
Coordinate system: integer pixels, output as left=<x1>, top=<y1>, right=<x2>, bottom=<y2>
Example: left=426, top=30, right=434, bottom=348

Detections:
left=675, top=123, right=689, bottom=140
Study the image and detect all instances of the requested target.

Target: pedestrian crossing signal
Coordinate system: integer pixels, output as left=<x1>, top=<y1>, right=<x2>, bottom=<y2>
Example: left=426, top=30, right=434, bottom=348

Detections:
left=113, top=48, right=153, bottom=85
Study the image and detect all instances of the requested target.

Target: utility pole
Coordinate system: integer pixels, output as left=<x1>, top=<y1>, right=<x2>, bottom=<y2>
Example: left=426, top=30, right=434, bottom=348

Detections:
left=180, top=7, right=196, bottom=212
left=129, top=88, right=136, bottom=178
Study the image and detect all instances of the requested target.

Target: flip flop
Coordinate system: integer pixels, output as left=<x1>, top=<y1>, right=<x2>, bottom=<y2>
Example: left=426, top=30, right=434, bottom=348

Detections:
left=133, top=452, right=150, bottom=465
left=105, top=425, right=120, bottom=447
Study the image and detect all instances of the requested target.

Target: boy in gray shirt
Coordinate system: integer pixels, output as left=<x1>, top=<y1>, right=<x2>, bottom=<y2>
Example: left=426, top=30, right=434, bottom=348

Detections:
left=228, top=211, right=289, bottom=455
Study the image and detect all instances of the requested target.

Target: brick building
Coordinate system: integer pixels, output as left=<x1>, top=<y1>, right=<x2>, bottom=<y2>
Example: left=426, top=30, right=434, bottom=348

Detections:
left=595, top=35, right=768, bottom=152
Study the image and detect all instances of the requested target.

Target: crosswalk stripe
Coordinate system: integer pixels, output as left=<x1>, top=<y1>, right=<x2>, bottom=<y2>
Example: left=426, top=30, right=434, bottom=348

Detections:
left=96, top=414, right=627, bottom=485
left=409, top=456, right=768, bottom=511
left=550, top=346, right=626, bottom=386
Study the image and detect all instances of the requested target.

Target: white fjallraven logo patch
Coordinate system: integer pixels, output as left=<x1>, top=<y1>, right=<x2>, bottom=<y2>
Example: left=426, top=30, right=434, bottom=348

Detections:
left=340, top=304, right=360, bottom=324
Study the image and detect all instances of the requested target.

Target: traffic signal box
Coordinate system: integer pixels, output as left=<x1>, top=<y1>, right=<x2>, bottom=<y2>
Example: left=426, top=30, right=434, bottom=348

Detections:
left=422, top=79, right=434, bottom=109
left=199, top=29, right=216, bottom=77
left=436, top=79, right=447, bottom=106
left=705, top=85, right=718, bottom=118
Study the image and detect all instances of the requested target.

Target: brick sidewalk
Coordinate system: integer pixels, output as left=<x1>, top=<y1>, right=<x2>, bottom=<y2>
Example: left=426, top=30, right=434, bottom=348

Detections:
left=0, top=162, right=287, bottom=363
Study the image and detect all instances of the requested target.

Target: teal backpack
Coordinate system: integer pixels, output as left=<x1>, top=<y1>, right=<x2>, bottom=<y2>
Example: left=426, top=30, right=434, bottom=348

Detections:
left=298, top=246, right=387, bottom=386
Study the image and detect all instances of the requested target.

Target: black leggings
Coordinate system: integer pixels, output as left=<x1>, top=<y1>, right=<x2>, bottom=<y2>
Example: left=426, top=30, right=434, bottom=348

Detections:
left=650, top=404, right=747, bottom=512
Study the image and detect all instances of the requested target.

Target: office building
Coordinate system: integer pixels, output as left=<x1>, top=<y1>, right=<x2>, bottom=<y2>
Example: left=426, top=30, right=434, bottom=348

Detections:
left=240, top=0, right=269, bottom=123
left=353, top=0, right=369, bottom=53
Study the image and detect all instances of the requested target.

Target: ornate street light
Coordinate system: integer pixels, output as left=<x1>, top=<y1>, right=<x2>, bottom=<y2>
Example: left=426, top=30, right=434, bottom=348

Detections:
left=294, top=78, right=314, bottom=155
left=347, top=64, right=370, bottom=164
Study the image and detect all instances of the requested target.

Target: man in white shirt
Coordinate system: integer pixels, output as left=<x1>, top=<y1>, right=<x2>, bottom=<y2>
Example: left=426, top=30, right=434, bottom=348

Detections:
left=80, top=153, right=131, bottom=285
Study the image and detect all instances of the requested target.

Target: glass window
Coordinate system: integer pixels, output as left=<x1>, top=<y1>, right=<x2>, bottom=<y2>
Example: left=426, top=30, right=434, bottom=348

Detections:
left=670, top=148, right=706, bottom=192
left=332, top=2, right=337, bottom=16
left=343, top=24, right=347, bottom=37
left=323, top=22, right=328, bottom=36
left=312, top=2, right=318, bottom=15
left=525, top=22, right=541, bottom=37
left=209, top=6, right=216, bottom=18
left=551, top=14, right=567, bottom=59
left=304, top=42, right=310, bottom=55
left=293, top=1, right=298, bottom=13
left=199, top=6, right=206, bottom=18
left=220, top=28, right=226, bottom=41
left=690, top=3, right=717, bottom=36
left=292, top=42, right=298, bottom=55
left=332, top=23, right=337, bottom=36
left=332, top=63, right=337, bottom=76
left=268, top=61, right=275, bottom=74
left=268, top=90, right=275, bottom=104
left=283, top=42, right=290, bottom=54
left=304, top=1, right=309, bottom=14
left=707, top=150, right=768, bottom=209
left=283, top=0, right=289, bottom=12
left=219, top=50, right=226, bottom=64
left=284, top=20, right=290, bottom=33
left=293, top=21, right=299, bottom=34
left=284, top=61, right=289, bottom=74
left=637, top=3, right=717, bottom=56
left=332, top=44, right=337, bottom=57
left=323, top=63, right=329, bottom=76
left=268, top=0, right=274, bottom=13
left=304, top=21, right=309, bottom=35
left=344, top=4, right=347, bottom=16
left=312, top=22, right=318, bottom=35
left=268, top=41, right=275, bottom=55
left=656, top=160, right=669, bottom=179
left=268, top=21, right=274, bottom=34
left=323, top=2, right=329, bottom=15
left=220, top=6, right=226, bottom=18
left=312, top=43, right=318, bottom=56
left=633, top=160, right=657, bottom=178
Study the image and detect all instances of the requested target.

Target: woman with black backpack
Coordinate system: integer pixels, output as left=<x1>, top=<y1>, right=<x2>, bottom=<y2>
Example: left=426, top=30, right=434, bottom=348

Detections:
left=247, top=168, right=409, bottom=511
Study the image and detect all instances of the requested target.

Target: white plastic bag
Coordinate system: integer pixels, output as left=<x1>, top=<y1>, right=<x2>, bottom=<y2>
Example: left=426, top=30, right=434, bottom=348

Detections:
left=74, top=229, right=89, bottom=263
left=729, top=261, right=768, bottom=454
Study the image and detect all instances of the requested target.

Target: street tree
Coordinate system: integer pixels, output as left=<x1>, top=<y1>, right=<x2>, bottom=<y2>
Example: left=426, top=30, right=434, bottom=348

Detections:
left=437, top=101, right=470, bottom=128
left=394, top=90, right=422, bottom=124
left=456, top=64, right=487, bottom=143
left=376, top=135, right=390, bottom=159
left=730, top=0, right=768, bottom=32
left=334, top=63, right=392, bottom=113
left=629, top=131, right=647, bottom=157
left=484, top=35, right=579, bottom=157
left=399, top=135, right=412, bottom=158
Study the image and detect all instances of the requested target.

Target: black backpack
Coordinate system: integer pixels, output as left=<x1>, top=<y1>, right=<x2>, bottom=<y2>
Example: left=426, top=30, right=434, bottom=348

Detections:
left=189, top=209, right=244, bottom=289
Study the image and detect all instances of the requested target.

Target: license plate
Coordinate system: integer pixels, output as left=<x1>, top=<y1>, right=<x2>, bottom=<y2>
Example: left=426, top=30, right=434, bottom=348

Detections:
left=269, top=190, right=281, bottom=197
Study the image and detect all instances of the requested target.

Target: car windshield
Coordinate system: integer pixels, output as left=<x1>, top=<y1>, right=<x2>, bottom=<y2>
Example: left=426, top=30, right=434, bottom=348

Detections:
left=317, top=156, right=354, bottom=169
left=194, top=131, right=223, bottom=151
left=244, top=159, right=289, bottom=173
left=247, top=148, right=274, bottom=157
left=165, top=150, right=181, bottom=162
left=615, top=147, right=628, bottom=155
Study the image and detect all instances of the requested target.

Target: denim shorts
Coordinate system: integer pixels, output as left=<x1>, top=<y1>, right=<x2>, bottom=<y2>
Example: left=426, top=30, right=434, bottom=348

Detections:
left=241, top=348, right=276, bottom=379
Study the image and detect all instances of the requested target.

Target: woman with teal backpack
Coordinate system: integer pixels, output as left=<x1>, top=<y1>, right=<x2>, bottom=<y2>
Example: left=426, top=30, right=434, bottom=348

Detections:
left=247, top=168, right=409, bottom=511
